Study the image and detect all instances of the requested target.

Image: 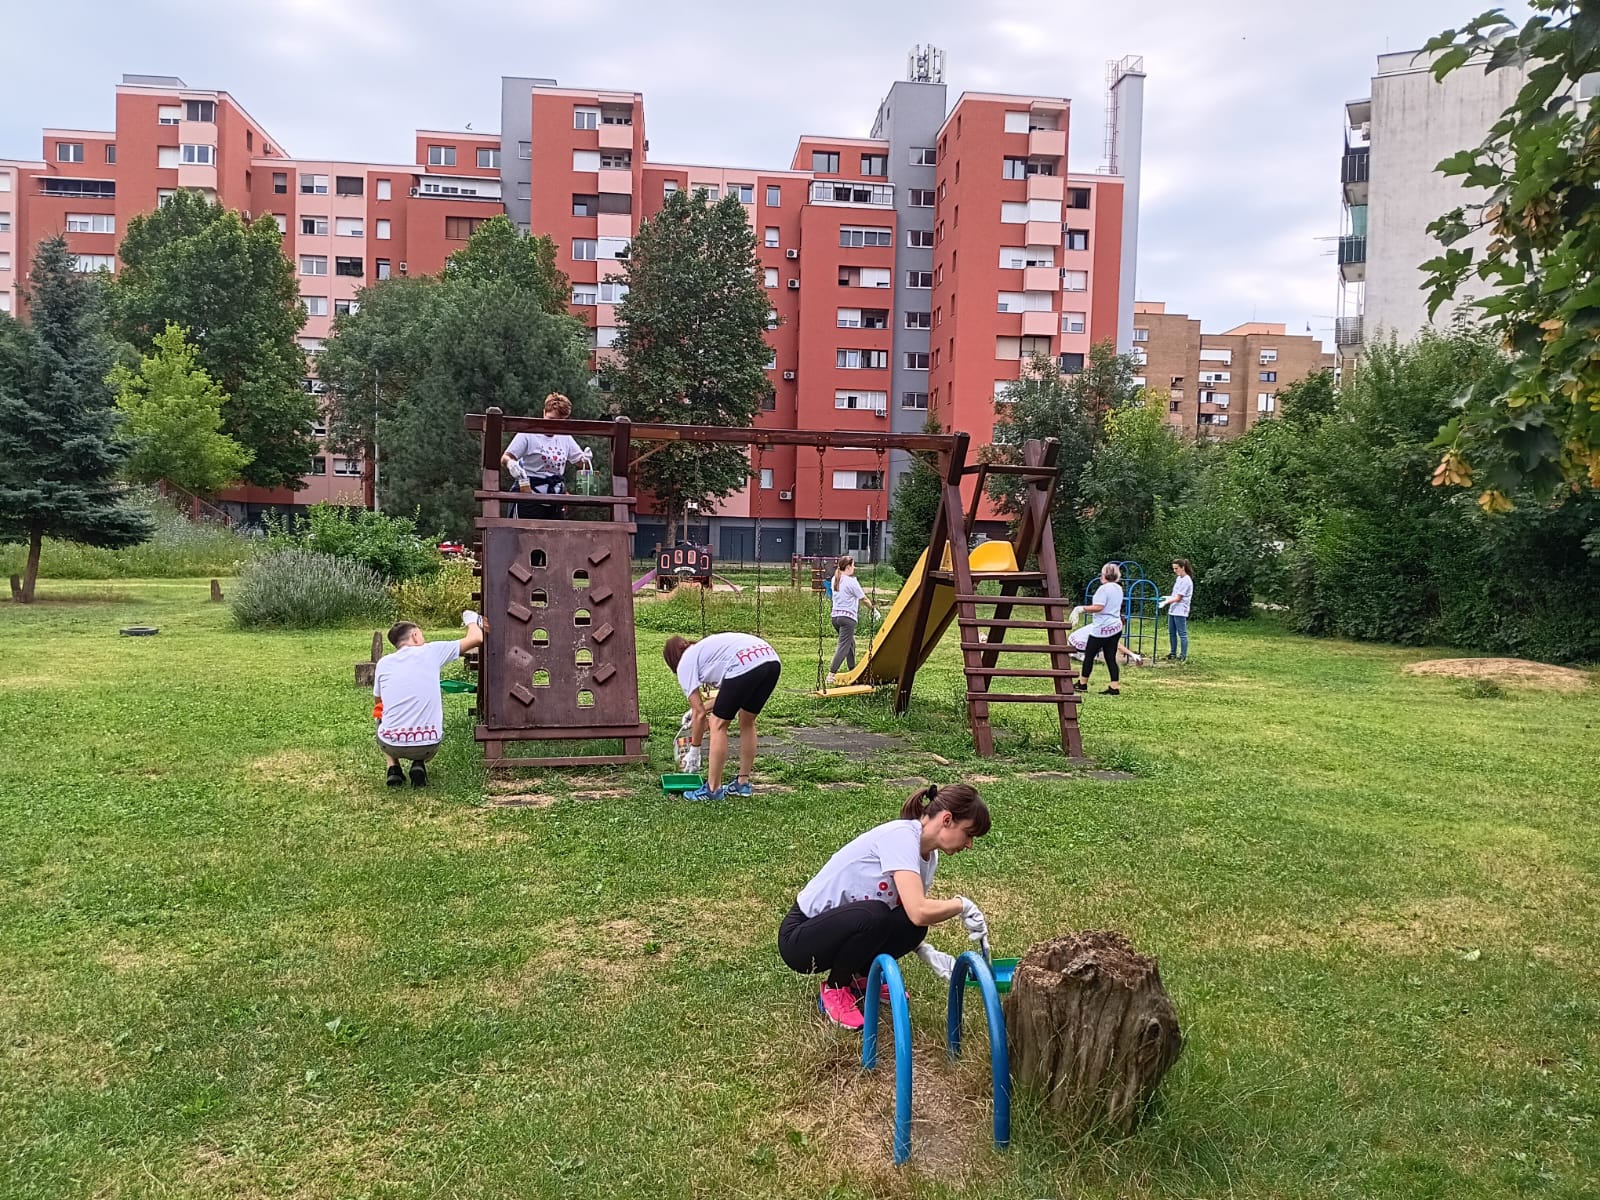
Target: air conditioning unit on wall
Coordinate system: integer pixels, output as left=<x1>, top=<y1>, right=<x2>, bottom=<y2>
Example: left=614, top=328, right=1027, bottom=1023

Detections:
left=778, top=489, right=794, bottom=501
left=787, top=278, right=800, bottom=289
left=782, top=370, right=796, bottom=380
left=785, top=248, right=798, bottom=259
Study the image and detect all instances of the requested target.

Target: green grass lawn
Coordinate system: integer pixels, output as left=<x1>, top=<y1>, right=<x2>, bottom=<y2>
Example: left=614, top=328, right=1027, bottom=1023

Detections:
left=1, top=579, right=1596, bottom=1199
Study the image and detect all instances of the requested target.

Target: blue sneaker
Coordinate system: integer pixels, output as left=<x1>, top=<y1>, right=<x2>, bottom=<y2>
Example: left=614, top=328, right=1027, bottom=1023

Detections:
left=682, top=784, right=726, bottom=802
left=727, top=779, right=754, bottom=797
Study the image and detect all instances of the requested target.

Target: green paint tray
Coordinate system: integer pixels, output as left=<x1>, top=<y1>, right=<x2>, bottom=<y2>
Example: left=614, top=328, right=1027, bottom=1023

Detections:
left=661, top=773, right=705, bottom=793
left=964, top=957, right=1018, bottom=993
left=440, top=679, right=477, bottom=693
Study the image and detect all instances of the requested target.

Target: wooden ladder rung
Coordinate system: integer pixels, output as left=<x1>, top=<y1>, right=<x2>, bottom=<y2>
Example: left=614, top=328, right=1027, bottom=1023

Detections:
left=953, top=594, right=1070, bottom=606
left=957, top=617, right=1072, bottom=630
left=967, top=667, right=1079, bottom=679
left=967, top=463, right=1060, bottom=479
left=966, top=692, right=1077, bottom=703
left=933, top=571, right=1047, bottom=584
left=959, top=641, right=1072, bottom=654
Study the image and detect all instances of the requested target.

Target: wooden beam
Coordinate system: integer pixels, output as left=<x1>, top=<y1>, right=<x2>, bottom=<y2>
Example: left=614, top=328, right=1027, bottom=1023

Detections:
left=467, top=410, right=957, bottom=453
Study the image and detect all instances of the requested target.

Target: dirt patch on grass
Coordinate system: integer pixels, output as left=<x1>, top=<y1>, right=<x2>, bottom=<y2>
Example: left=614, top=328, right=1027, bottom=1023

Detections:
left=1221, top=895, right=1521, bottom=956
left=249, top=749, right=342, bottom=787
left=98, top=940, right=188, bottom=975
left=1403, top=657, right=1591, bottom=693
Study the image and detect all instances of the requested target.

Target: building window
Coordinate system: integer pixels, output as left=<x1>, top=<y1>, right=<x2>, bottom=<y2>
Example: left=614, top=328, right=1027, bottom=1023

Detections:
left=445, top=216, right=485, bottom=240
left=910, top=147, right=936, bottom=166
left=334, top=257, right=364, bottom=278
left=1064, top=228, right=1089, bottom=252
left=695, top=184, right=719, bottom=200
left=573, top=239, right=597, bottom=261
left=766, top=185, right=781, bottom=207
left=104, top=145, right=116, bottom=164
left=1067, top=186, right=1091, bottom=209
left=1059, top=352, right=1085, bottom=374
left=1062, top=270, right=1088, bottom=291
left=369, top=179, right=388, bottom=204
left=334, top=299, right=359, bottom=316
left=311, top=456, right=327, bottom=476
left=300, top=173, right=329, bottom=195
left=1258, top=394, right=1277, bottom=413
left=573, top=194, right=597, bottom=217
left=599, top=151, right=631, bottom=170
left=271, top=171, right=288, bottom=194
left=599, top=282, right=628, bottom=304
left=574, top=107, right=600, bottom=130
left=181, top=144, right=215, bottom=165
left=861, top=154, right=887, bottom=176
left=1260, top=348, right=1279, bottom=363
left=832, top=468, right=885, bottom=488
left=376, top=259, right=391, bottom=280
left=901, top=391, right=929, bottom=410
left=812, top=150, right=840, bottom=173
left=572, top=284, right=598, bottom=306
left=905, top=311, right=931, bottom=329
left=764, top=267, right=779, bottom=288
left=185, top=99, right=216, bottom=122
left=663, top=180, right=679, bottom=199
left=302, top=295, right=328, bottom=316
left=839, top=226, right=892, bottom=248
left=368, top=218, right=387, bottom=240
left=66, top=213, right=115, bottom=234
left=335, top=217, right=364, bottom=237
left=757, top=467, right=774, bottom=490
left=1002, top=157, right=1028, bottom=180
left=1131, top=327, right=1149, bottom=343
left=836, top=349, right=888, bottom=370
left=1062, top=312, right=1086, bottom=334
left=301, top=216, right=327, bottom=236
left=332, top=457, right=362, bottom=476
left=0, top=213, right=8, bottom=233
left=907, top=229, right=933, bottom=248
left=906, top=270, right=932, bottom=289
left=833, top=391, right=887, bottom=413
left=1260, top=370, right=1278, bottom=383
left=478, top=147, right=500, bottom=169
left=40, top=179, right=115, bottom=198
left=734, top=183, right=754, bottom=203
left=908, top=188, right=935, bottom=207
left=837, top=308, right=861, bottom=328
left=597, top=236, right=631, bottom=259
left=765, top=226, right=780, bottom=247
left=428, top=145, right=456, bottom=167
left=300, top=255, right=328, bottom=276
left=517, top=183, right=532, bottom=201
left=58, top=142, right=85, bottom=163
left=904, top=352, right=930, bottom=370
left=158, top=105, right=182, bottom=125
left=72, top=254, right=116, bottom=273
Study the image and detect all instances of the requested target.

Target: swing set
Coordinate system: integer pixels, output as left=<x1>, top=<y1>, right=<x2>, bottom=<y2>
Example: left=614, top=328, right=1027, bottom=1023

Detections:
left=464, top=410, right=1083, bottom=765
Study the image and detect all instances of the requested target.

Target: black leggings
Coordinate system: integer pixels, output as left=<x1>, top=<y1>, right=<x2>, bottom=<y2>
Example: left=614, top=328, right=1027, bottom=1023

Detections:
left=1081, top=631, right=1121, bottom=683
left=778, top=900, right=927, bottom=988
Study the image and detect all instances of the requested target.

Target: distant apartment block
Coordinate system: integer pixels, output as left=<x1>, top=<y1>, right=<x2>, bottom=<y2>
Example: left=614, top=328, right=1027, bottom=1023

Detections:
left=2, top=55, right=1145, bottom=552
left=1338, top=49, right=1531, bottom=365
left=1134, top=302, right=1332, bottom=438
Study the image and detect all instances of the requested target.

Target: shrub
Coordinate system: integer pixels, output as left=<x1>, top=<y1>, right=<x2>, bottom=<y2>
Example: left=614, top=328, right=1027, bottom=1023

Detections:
left=0, top=489, right=255, bottom=579
left=390, top=560, right=477, bottom=628
left=265, top=503, right=440, bottom=582
left=231, top=549, right=394, bottom=629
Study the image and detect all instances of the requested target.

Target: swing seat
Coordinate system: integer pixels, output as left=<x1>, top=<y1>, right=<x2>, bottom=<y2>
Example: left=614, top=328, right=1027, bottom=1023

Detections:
left=816, top=683, right=877, bottom=698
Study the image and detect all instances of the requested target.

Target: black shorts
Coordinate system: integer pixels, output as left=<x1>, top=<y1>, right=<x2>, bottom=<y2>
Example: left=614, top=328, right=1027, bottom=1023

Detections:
left=712, top=660, right=781, bottom=720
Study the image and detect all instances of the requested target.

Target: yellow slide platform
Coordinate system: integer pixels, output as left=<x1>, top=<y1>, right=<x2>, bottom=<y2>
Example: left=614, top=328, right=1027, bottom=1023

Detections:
left=819, top=540, right=1022, bottom=694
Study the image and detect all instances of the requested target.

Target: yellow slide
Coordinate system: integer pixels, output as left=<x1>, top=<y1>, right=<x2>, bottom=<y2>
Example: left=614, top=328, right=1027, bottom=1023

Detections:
left=821, top=540, right=1021, bottom=693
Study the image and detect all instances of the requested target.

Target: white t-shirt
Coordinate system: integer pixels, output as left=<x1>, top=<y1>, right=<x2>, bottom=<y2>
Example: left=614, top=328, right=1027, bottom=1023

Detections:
left=797, top=819, right=938, bottom=917
left=1169, top=574, right=1194, bottom=617
left=506, top=431, right=589, bottom=481
left=374, top=640, right=460, bottom=745
left=676, top=632, right=779, bottom=697
left=831, top=574, right=868, bottom=620
left=1089, top=582, right=1125, bottom=636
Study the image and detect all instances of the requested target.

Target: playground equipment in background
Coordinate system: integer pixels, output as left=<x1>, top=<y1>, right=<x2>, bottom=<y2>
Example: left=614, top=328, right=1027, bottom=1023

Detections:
left=861, top=950, right=1011, bottom=1166
left=465, top=411, right=1082, bottom=765
left=1082, top=560, right=1160, bottom=662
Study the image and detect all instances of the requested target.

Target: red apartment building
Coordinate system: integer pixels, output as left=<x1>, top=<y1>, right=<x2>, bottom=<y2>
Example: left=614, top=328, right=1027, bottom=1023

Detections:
left=2, top=55, right=1146, bottom=552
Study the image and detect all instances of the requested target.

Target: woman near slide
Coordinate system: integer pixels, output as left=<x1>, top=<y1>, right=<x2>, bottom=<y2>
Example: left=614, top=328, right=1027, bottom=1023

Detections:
left=778, top=783, right=992, bottom=1030
left=826, top=555, right=880, bottom=684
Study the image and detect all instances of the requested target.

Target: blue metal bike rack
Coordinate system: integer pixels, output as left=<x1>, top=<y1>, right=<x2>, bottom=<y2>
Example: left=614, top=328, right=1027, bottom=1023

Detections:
left=946, top=951, right=1012, bottom=1151
left=862, top=953, right=914, bottom=1165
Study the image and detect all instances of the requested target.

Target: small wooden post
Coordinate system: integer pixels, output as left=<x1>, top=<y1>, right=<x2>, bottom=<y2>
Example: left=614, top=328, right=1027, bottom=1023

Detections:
left=355, top=630, right=384, bottom=687
left=209, top=578, right=224, bottom=603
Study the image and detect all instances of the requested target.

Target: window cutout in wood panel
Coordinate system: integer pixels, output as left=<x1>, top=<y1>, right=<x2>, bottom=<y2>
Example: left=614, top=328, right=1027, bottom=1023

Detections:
left=529, top=549, right=547, bottom=569
left=531, top=628, right=549, bottom=646
left=533, top=669, right=550, bottom=687
left=572, top=569, right=590, bottom=589
left=531, top=588, right=548, bottom=607
left=575, top=648, right=593, bottom=666
left=573, top=608, right=591, bottom=627
left=577, top=690, right=595, bottom=708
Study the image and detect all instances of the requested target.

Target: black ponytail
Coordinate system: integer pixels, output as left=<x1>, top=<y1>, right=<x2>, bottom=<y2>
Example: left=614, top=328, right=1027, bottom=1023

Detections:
left=900, top=781, right=990, bottom=837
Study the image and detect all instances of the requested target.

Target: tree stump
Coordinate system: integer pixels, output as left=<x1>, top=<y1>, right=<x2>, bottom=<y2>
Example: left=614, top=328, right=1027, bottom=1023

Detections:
left=1003, top=930, right=1182, bottom=1135
left=354, top=631, right=385, bottom=687
left=210, top=578, right=224, bottom=603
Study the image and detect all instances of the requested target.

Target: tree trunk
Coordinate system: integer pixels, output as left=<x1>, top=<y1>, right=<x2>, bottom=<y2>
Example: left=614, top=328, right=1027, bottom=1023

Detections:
left=1003, top=931, right=1183, bottom=1136
left=21, top=530, right=42, bottom=604
left=665, top=510, right=679, bottom=548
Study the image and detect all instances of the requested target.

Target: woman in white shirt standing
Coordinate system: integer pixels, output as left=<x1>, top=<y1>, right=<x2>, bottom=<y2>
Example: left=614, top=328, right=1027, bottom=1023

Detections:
left=1159, top=557, right=1194, bottom=662
left=826, top=555, right=880, bottom=683
left=500, top=393, right=593, bottom=519
left=665, top=632, right=783, bottom=802
left=1076, top=562, right=1125, bottom=696
left=779, top=783, right=992, bottom=1030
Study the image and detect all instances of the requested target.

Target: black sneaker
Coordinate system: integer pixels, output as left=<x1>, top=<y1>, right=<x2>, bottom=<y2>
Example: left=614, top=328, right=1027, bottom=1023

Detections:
left=1164, top=653, right=1176, bottom=661
left=1100, top=688, right=1121, bottom=696
left=409, top=761, right=428, bottom=787
left=386, top=765, right=405, bottom=788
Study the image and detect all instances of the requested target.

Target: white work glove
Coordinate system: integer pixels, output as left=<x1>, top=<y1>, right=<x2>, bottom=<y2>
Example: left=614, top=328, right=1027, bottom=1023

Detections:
left=680, top=743, right=703, bottom=773
left=678, top=709, right=694, bottom=736
left=1069, top=605, right=1084, bottom=625
left=1158, top=598, right=1170, bottom=609
left=957, top=897, right=988, bottom=943
left=914, top=943, right=955, bottom=981
left=506, top=461, right=529, bottom=485
left=461, top=610, right=482, bottom=627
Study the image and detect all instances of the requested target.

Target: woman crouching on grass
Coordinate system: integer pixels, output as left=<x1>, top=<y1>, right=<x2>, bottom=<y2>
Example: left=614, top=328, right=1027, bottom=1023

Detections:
left=778, top=783, right=991, bottom=1030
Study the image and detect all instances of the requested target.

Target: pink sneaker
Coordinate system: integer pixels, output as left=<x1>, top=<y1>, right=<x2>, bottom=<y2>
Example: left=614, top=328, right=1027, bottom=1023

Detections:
left=817, top=983, right=865, bottom=1030
left=851, top=976, right=905, bottom=1004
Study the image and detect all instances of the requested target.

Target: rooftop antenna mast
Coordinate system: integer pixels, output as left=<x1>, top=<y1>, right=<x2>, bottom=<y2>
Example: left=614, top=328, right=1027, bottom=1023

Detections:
left=907, top=44, right=946, bottom=84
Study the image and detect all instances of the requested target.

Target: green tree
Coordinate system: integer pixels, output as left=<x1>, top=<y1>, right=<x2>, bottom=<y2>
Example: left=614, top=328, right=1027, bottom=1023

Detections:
left=1423, top=3, right=1600, bottom=504
left=888, top=418, right=946, bottom=577
left=112, top=189, right=315, bottom=489
left=0, top=237, right=152, bottom=601
left=442, top=216, right=570, bottom=314
left=110, top=322, right=252, bottom=495
left=607, top=190, right=774, bottom=543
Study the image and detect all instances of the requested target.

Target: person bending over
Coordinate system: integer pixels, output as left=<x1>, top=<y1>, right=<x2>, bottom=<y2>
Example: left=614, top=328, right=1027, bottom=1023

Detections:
left=826, top=555, right=880, bottom=684
left=1076, top=562, right=1125, bottom=696
left=373, top=611, right=485, bottom=787
left=501, top=393, right=593, bottom=519
left=665, top=632, right=782, bottom=802
left=779, top=783, right=992, bottom=1030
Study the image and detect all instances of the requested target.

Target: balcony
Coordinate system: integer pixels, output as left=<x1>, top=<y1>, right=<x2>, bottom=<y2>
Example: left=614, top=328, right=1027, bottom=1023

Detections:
left=1020, top=310, right=1057, bottom=337
left=1028, top=129, right=1066, bottom=159
left=1335, top=316, right=1363, bottom=347
left=1341, top=145, right=1369, bottom=205
left=1024, top=220, right=1058, bottom=247
left=1021, top=265, right=1058, bottom=292
left=1025, top=174, right=1063, bottom=202
left=1338, top=234, right=1367, bottom=282
left=597, top=167, right=633, bottom=195
left=597, top=123, right=633, bottom=150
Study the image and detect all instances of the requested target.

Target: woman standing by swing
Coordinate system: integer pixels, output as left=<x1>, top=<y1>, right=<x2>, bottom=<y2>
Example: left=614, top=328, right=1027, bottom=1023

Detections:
left=826, top=555, right=879, bottom=685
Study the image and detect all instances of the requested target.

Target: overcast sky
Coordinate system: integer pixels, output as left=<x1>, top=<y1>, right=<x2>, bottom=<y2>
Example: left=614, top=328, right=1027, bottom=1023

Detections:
left=1, top=0, right=1522, bottom=348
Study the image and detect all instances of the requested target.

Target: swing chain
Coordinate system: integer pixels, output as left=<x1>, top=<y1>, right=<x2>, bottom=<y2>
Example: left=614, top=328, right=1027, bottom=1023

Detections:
left=753, top=443, right=764, bottom=638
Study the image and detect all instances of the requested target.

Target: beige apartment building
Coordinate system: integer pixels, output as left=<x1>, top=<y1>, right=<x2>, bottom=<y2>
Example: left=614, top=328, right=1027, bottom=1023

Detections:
left=1132, top=302, right=1333, bottom=438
